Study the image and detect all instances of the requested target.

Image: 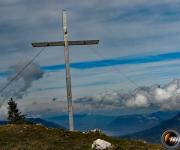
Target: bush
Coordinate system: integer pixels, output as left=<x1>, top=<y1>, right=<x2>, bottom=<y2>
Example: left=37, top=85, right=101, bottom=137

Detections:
left=7, top=98, right=27, bottom=124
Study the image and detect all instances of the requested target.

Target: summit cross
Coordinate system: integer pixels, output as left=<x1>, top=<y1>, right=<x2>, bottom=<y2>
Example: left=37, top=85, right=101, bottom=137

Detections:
left=32, top=10, right=99, bottom=131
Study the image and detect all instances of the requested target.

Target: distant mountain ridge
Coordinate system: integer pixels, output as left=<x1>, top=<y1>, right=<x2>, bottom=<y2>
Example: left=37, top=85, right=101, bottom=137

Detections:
left=107, top=110, right=179, bottom=136
left=46, top=114, right=116, bottom=131
left=124, top=112, right=180, bottom=143
left=46, top=111, right=179, bottom=136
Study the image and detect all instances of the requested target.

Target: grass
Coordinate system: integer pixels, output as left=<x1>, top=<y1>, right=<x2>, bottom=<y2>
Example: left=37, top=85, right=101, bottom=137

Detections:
left=0, top=124, right=164, bottom=150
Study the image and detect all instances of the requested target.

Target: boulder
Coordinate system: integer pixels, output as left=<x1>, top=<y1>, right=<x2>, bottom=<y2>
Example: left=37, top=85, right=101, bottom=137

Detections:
left=91, top=128, right=102, bottom=133
left=92, top=139, right=113, bottom=150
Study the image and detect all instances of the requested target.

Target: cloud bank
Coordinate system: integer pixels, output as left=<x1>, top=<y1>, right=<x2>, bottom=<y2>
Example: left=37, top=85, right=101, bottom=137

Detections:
left=75, top=78, right=180, bottom=110
left=1, top=62, right=44, bottom=99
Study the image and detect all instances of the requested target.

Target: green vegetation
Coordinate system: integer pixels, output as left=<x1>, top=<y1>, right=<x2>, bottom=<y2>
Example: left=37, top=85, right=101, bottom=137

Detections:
left=7, top=98, right=32, bottom=125
left=0, top=124, right=164, bottom=150
left=8, top=98, right=26, bottom=124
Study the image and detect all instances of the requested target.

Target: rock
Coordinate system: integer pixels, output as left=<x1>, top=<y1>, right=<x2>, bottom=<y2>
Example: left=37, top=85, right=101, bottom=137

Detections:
left=92, top=139, right=113, bottom=150
left=91, top=128, right=102, bottom=133
left=82, top=131, right=87, bottom=134
left=82, top=128, right=103, bottom=134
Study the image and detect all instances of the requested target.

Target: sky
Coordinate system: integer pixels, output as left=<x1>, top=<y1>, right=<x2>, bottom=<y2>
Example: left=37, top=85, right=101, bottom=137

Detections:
left=0, top=0, right=180, bottom=119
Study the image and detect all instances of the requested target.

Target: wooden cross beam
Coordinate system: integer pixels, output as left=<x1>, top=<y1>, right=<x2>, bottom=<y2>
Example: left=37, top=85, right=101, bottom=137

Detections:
left=32, top=40, right=99, bottom=47
left=32, top=10, right=99, bottom=131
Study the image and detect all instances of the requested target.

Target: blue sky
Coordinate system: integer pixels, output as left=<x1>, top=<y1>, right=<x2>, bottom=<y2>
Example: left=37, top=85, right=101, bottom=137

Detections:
left=0, top=0, right=180, bottom=118
left=0, top=51, right=180, bottom=73
left=42, top=51, right=180, bottom=70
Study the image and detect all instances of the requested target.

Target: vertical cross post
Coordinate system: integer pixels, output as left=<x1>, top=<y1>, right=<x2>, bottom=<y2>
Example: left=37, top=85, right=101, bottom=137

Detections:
left=32, top=10, right=99, bottom=131
left=62, top=10, right=74, bottom=131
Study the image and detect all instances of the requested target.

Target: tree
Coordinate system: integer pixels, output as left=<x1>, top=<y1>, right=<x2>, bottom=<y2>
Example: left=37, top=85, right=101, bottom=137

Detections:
left=8, top=98, right=25, bottom=124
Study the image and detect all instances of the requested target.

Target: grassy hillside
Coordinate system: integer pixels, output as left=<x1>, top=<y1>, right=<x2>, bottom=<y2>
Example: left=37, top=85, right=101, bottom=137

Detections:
left=0, top=124, right=164, bottom=150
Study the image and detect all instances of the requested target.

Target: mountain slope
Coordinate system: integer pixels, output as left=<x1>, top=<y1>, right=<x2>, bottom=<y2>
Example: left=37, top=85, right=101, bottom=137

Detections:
left=0, top=124, right=164, bottom=150
left=124, top=113, right=180, bottom=143
left=46, top=111, right=178, bottom=136
left=108, top=111, right=179, bottom=136
left=108, top=114, right=159, bottom=136
left=46, top=114, right=116, bottom=133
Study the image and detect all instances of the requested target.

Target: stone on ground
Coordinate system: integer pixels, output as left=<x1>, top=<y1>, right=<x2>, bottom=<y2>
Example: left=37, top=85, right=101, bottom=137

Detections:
left=91, top=139, right=113, bottom=150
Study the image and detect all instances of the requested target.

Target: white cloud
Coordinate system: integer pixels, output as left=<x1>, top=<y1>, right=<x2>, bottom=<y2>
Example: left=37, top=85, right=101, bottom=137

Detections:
left=75, top=78, right=180, bottom=110
left=1, top=62, right=44, bottom=99
left=0, top=103, right=8, bottom=120
left=126, top=94, right=149, bottom=107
